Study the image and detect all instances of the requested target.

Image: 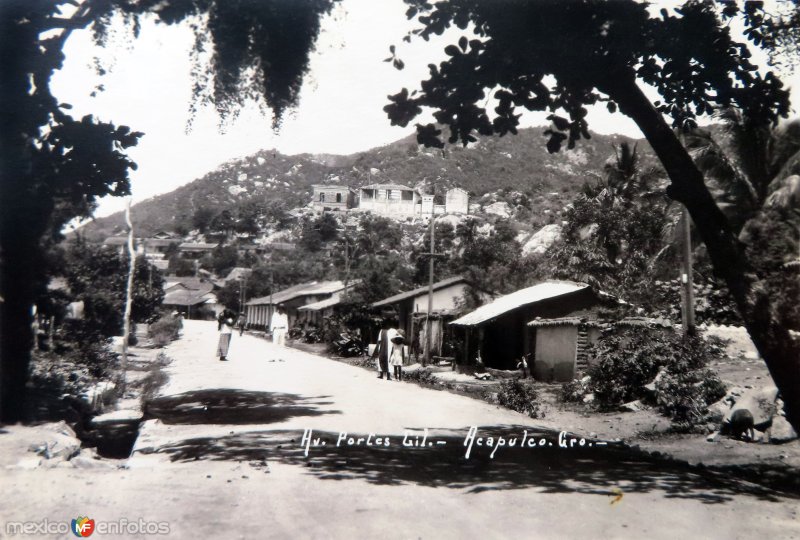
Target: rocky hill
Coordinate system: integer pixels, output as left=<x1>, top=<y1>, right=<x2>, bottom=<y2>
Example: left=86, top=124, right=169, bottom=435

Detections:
left=78, top=126, right=652, bottom=240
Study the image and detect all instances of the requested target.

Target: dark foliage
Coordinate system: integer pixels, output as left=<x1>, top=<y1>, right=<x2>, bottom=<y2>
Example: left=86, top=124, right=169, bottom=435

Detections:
left=559, top=379, right=588, bottom=404
left=497, top=379, right=543, bottom=419
left=148, top=313, right=184, bottom=347
left=588, top=326, right=728, bottom=428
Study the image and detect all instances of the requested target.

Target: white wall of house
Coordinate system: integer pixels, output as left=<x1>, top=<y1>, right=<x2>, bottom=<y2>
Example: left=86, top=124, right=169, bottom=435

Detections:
left=533, top=326, right=578, bottom=382
left=445, top=189, right=469, bottom=214
left=410, top=283, right=469, bottom=313
left=359, top=187, right=419, bottom=216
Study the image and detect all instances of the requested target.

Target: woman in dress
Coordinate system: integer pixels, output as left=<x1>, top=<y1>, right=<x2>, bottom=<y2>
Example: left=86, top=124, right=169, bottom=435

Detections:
left=217, top=309, right=236, bottom=361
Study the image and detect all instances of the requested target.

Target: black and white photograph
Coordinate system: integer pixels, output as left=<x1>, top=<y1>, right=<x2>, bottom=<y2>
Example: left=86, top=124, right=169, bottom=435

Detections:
left=1, top=0, right=800, bottom=538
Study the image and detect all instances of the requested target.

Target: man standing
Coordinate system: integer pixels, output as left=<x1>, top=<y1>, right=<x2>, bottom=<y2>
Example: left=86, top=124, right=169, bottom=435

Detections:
left=270, top=305, right=288, bottom=347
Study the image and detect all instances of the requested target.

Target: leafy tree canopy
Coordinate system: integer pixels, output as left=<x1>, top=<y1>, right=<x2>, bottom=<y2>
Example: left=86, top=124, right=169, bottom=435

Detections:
left=385, top=0, right=789, bottom=155
left=86, top=0, right=338, bottom=126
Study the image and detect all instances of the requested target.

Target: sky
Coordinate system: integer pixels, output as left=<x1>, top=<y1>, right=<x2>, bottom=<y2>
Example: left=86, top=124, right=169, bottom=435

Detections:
left=51, top=0, right=798, bottom=220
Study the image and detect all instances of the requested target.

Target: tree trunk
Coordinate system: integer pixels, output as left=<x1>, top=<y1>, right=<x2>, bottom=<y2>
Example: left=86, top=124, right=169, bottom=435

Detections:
left=604, top=74, right=800, bottom=432
left=0, top=244, right=39, bottom=423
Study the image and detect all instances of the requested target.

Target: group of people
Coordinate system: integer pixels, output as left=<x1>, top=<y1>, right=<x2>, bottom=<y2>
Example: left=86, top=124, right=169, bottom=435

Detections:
left=215, top=305, right=289, bottom=361
left=215, top=310, right=407, bottom=380
left=371, top=318, right=406, bottom=381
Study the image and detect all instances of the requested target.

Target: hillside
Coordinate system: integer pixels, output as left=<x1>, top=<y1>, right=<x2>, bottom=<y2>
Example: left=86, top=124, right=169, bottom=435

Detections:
left=78, top=127, right=651, bottom=240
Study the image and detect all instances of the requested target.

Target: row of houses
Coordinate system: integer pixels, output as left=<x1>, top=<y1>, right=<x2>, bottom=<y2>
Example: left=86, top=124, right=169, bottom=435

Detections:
left=311, top=183, right=470, bottom=217
left=102, top=233, right=295, bottom=271
left=242, top=275, right=666, bottom=383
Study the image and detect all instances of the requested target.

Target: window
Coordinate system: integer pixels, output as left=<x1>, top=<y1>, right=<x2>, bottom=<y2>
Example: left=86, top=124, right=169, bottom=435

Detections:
left=377, top=189, right=387, bottom=199
left=336, top=193, right=342, bottom=203
left=389, top=189, right=402, bottom=200
left=319, top=192, right=325, bottom=202
left=402, top=190, right=414, bottom=201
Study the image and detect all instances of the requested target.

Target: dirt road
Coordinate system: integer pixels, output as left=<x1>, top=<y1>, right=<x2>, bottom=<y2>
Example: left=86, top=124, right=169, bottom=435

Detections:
left=2, top=320, right=798, bottom=539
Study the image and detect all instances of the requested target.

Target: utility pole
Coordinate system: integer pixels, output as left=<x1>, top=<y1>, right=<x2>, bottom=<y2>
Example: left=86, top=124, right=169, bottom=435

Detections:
left=425, top=209, right=436, bottom=367
left=239, top=273, right=248, bottom=313
left=268, top=254, right=274, bottom=329
left=680, top=206, right=696, bottom=336
left=121, top=198, right=136, bottom=393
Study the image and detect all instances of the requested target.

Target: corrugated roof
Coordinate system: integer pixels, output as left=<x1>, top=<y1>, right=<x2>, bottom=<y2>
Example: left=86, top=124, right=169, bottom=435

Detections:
left=298, top=293, right=342, bottom=311
left=247, top=282, right=314, bottom=306
left=103, top=236, right=129, bottom=246
left=527, top=316, right=672, bottom=329
left=450, top=281, right=589, bottom=327
left=360, top=183, right=416, bottom=191
left=224, top=267, right=252, bottom=282
left=312, top=184, right=354, bottom=190
left=246, top=280, right=349, bottom=306
left=163, top=277, right=215, bottom=295
left=372, top=276, right=468, bottom=308
left=528, top=317, right=599, bottom=328
left=179, top=242, right=218, bottom=250
left=163, top=289, right=209, bottom=307
left=265, top=242, right=296, bottom=250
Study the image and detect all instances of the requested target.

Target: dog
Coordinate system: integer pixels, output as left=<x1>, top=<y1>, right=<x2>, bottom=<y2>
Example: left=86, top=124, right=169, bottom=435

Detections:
left=728, top=409, right=756, bottom=441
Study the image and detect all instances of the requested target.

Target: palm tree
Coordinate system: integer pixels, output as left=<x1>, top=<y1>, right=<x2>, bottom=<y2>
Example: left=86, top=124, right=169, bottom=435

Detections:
left=683, top=108, right=800, bottom=233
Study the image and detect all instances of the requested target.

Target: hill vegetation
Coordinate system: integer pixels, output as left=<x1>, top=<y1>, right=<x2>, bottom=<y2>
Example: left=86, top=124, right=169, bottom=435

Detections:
left=78, top=127, right=650, bottom=240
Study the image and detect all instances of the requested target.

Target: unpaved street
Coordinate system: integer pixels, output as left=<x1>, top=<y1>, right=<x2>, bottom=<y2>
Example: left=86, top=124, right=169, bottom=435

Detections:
left=2, top=320, right=798, bottom=539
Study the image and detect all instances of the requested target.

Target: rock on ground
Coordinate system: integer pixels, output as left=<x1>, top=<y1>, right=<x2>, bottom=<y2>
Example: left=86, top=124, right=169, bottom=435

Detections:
left=484, top=201, right=512, bottom=218
left=767, top=416, right=799, bottom=444
left=521, top=224, right=562, bottom=255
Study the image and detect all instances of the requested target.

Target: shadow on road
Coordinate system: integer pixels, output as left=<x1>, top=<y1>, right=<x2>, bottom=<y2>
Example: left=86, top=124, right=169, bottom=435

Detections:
left=144, top=389, right=340, bottom=425
left=148, top=425, right=797, bottom=504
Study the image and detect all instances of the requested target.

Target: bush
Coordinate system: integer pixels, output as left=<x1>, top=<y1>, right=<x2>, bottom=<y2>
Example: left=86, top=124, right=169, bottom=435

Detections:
left=699, top=372, right=727, bottom=404
left=588, top=326, right=727, bottom=428
left=654, top=371, right=708, bottom=431
left=51, top=326, right=118, bottom=379
left=655, top=366, right=727, bottom=432
left=139, top=354, right=172, bottom=404
left=403, top=368, right=437, bottom=385
left=497, top=379, right=543, bottom=418
left=559, top=379, right=588, bottom=403
left=587, top=330, right=662, bottom=409
left=148, top=314, right=183, bottom=346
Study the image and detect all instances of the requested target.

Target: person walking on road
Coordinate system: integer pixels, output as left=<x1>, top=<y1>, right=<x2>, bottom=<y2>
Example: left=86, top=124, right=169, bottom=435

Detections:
left=217, top=309, right=236, bottom=361
left=270, top=305, right=289, bottom=347
left=237, top=312, right=247, bottom=336
left=371, top=318, right=397, bottom=380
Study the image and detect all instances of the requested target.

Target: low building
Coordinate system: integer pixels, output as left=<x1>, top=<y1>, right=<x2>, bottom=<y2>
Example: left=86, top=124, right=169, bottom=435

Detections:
left=296, top=281, right=360, bottom=328
left=311, top=185, right=356, bottom=211
left=142, top=238, right=175, bottom=255
left=450, top=281, right=616, bottom=375
left=162, top=277, right=221, bottom=319
left=178, top=242, right=218, bottom=259
left=245, top=280, right=350, bottom=330
left=372, top=276, right=474, bottom=337
left=527, top=316, right=672, bottom=381
left=358, top=183, right=420, bottom=217
left=372, top=276, right=492, bottom=360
